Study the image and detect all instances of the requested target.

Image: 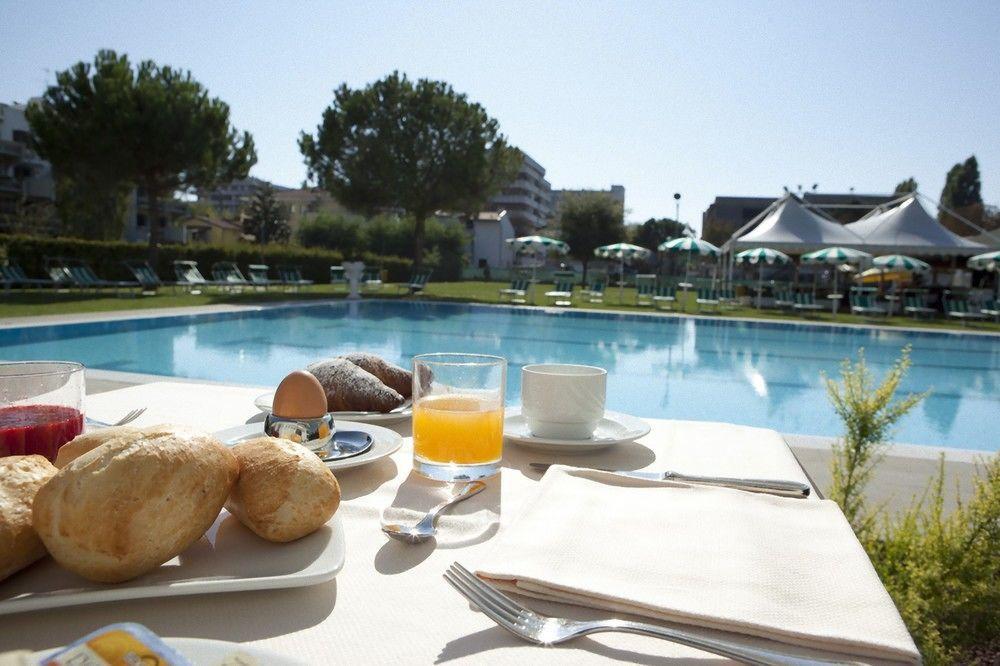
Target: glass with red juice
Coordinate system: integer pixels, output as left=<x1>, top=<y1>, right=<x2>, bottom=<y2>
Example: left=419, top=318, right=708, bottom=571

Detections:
left=0, top=361, right=85, bottom=461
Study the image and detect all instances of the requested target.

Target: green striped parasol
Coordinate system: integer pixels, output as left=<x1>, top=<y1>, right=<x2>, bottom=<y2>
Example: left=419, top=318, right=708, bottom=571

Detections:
left=873, top=255, right=930, bottom=272
left=505, top=235, right=569, bottom=254
left=800, top=247, right=871, bottom=264
left=595, top=243, right=653, bottom=301
left=735, top=247, right=791, bottom=265
left=658, top=237, right=720, bottom=256
left=967, top=250, right=1000, bottom=272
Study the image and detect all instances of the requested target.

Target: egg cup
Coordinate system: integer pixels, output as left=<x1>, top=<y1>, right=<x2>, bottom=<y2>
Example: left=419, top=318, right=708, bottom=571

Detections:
left=264, top=412, right=336, bottom=458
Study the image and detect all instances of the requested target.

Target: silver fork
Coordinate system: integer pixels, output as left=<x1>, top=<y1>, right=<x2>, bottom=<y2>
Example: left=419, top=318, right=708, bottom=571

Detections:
left=85, top=407, right=146, bottom=429
left=444, top=563, right=855, bottom=666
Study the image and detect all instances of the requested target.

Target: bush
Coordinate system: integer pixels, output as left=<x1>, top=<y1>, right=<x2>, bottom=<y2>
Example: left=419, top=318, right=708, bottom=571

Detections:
left=0, top=234, right=413, bottom=284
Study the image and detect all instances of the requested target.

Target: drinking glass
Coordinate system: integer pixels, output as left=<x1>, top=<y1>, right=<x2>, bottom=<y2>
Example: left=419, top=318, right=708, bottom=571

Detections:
left=0, top=361, right=85, bottom=461
left=412, top=353, right=506, bottom=481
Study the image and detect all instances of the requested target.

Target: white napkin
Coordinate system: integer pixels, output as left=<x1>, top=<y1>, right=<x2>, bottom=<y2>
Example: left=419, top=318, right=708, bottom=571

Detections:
left=475, top=467, right=920, bottom=664
left=380, top=472, right=500, bottom=546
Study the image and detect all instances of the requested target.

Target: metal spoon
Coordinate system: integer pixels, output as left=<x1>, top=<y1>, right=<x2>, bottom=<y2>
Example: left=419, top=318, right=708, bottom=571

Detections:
left=382, top=481, right=487, bottom=544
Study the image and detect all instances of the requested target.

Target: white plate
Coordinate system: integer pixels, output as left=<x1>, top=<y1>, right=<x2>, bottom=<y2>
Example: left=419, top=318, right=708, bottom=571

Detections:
left=254, top=392, right=412, bottom=424
left=504, top=408, right=651, bottom=452
left=214, top=421, right=403, bottom=472
left=34, top=637, right=309, bottom=665
left=0, top=512, right=345, bottom=616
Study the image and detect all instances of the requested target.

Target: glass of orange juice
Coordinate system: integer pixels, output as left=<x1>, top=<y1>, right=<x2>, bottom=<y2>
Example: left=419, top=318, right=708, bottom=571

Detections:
left=412, top=353, right=506, bottom=481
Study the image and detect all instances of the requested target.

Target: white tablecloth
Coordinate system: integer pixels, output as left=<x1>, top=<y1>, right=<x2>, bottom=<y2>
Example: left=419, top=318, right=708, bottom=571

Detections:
left=0, top=382, right=862, bottom=664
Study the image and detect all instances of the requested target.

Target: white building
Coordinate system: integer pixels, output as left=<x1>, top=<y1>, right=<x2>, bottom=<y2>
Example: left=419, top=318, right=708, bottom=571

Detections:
left=485, top=153, right=555, bottom=232
left=467, top=210, right=515, bottom=270
left=552, top=184, right=625, bottom=222
left=0, top=101, right=55, bottom=220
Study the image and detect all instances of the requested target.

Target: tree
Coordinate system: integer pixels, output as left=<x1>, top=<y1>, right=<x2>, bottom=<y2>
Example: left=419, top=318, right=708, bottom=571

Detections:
left=243, top=183, right=290, bottom=244
left=53, top=174, right=131, bottom=240
left=939, top=156, right=984, bottom=233
left=558, top=193, right=624, bottom=281
left=894, top=177, right=918, bottom=194
left=632, top=217, right=691, bottom=250
left=299, top=71, right=518, bottom=269
left=28, top=50, right=256, bottom=260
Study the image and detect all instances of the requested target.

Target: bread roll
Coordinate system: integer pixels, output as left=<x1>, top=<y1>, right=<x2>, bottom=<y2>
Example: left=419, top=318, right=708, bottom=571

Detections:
left=225, top=437, right=340, bottom=542
left=53, top=426, right=142, bottom=468
left=307, top=357, right=405, bottom=412
left=0, top=455, right=57, bottom=582
left=32, top=429, right=239, bottom=583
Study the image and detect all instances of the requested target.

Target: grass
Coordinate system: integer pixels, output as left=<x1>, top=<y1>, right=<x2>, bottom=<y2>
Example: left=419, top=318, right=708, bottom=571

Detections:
left=2, top=281, right=999, bottom=333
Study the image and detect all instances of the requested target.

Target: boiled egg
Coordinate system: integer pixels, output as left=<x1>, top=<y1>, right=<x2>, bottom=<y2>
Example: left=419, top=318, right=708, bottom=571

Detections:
left=272, top=370, right=328, bottom=418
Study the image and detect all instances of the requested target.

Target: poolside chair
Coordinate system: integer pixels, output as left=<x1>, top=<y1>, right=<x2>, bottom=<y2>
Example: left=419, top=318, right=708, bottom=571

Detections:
left=123, top=260, right=165, bottom=295
left=65, top=259, right=138, bottom=295
left=278, top=265, right=314, bottom=291
left=330, top=265, right=347, bottom=291
left=211, top=262, right=250, bottom=292
left=174, top=260, right=224, bottom=294
left=499, top=276, right=531, bottom=304
left=43, top=258, right=75, bottom=291
left=0, top=262, right=54, bottom=290
left=634, top=274, right=656, bottom=307
left=944, top=293, right=986, bottom=326
left=772, top=287, right=794, bottom=310
left=792, top=291, right=825, bottom=316
left=400, top=268, right=433, bottom=295
left=581, top=274, right=606, bottom=304
left=653, top=283, right=676, bottom=311
left=849, top=289, right=888, bottom=317
left=903, top=293, right=936, bottom=319
left=981, top=299, right=1000, bottom=323
left=247, top=264, right=281, bottom=290
left=363, top=267, right=384, bottom=293
left=695, top=287, right=720, bottom=313
left=545, top=271, right=576, bottom=307
left=717, top=286, right=738, bottom=310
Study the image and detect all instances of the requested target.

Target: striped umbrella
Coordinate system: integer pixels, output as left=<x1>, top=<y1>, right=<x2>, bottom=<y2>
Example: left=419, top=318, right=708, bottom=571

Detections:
left=800, top=247, right=872, bottom=265
left=967, top=250, right=1000, bottom=272
left=506, top=235, right=569, bottom=282
left=658, top=237, right=721, bottom=284
left=595, top=243, right=653, bottom=301
left=873, top=254, right=930, bottom=272
left=736, top=248, right=790, bottom=309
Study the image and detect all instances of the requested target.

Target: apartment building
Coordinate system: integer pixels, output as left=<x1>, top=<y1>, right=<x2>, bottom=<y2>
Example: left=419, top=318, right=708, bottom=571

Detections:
left=484, top=153, right=555, bottom=233
left=199, top=177, right=287, bottom=217
left=0, top=102, right=55, bottom=222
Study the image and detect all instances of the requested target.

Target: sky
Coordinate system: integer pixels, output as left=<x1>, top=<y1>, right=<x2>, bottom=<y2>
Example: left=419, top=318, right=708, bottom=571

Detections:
left=2, top=1, right=999, bottom=233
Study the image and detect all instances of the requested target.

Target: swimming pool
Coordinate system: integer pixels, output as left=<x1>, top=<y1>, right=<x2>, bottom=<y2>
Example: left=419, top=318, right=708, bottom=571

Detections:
left=2, top=300, right=997, bottom=450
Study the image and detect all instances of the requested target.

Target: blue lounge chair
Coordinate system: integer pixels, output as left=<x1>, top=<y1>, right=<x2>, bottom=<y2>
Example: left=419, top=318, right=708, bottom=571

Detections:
left=330, top=265, right=347, bottom=291
left=123, top=260, right=165, bottom=295
left=581, top=274, right=606, bottom=304
left=634, top=274, right=656, bottom=307
left=247, top=264, right=281, bottom=290
left=792, top=291, right=825, bottom=315
left=277, top=265, right=313, bottom=291
left=545, top=271, right=575, bottom=307
left=400, top=269, right=432, bottom=296
left=849, top=290, right=887, bottom=317
left=500, top=276, right=531, bottom=304
left=903, top=293, right=936, bottom=319
left=696, top=287, right=720, bottom=313
left=653, top=284, right=676, bottom=311
left=944, top=293, right=986, bottom=326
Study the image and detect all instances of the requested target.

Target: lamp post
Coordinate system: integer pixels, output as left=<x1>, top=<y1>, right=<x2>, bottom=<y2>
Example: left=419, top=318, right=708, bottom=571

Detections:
left=673, top=192, right=681, bottom=225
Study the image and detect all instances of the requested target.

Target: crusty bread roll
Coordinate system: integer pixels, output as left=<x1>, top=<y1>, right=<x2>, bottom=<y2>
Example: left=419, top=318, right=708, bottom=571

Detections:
left=32, top=428, right=239, bottom=583
left=0, top=455, right=58, bottom=582
left=225, top=437, right=340, bottom=542
left=53, top=426, right=142, bottom=468
left=307, top=357, right=405, bottom=412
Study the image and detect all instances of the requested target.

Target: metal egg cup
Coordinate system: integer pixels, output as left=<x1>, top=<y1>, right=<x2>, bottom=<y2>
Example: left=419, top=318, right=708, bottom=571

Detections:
left=263, top=412, right=372, bottom=461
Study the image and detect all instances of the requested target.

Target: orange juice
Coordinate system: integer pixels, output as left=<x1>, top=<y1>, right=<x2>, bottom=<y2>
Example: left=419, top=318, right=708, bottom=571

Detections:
left=413, top=394, right=503, bottom=465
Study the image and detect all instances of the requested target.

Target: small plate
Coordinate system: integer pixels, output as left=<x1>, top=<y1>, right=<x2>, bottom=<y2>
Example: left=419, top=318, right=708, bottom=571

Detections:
left=34, top=637, right=309, bottom=665
left=504, top=408, right=651, bottom=452
left=214, top=421, right=402, bottom=472
left=255, top=392, right=412, bottom=424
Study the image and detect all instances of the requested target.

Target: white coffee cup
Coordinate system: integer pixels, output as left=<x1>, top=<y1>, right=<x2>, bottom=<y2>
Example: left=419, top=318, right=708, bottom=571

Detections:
left=521, top=364, right=607, bottom=439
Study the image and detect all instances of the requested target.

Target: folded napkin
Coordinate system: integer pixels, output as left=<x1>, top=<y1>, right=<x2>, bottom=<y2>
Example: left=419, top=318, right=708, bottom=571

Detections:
left=381, top=472, right=499, bottom=546
left=475, top=467, right=920, bottom=664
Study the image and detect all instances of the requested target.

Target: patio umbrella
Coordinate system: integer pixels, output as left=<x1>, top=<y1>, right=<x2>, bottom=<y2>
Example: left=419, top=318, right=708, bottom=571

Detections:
left=735, top=247, right=790, bottom=308
left=505, top=235, right=569, bottom=281
left=594, top=242, right=653, bottom=302
left=658, top=237, right=720, bottom=284
left=800, top=247, right=872, bottom=297
left=967, top=250, right=1000, bottom=300
left=873, top=254, right=930, bottom=272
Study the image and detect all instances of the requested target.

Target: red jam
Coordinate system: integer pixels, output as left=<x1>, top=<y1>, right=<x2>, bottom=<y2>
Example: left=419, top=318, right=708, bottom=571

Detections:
left=0, top=404, right=84, bottom=461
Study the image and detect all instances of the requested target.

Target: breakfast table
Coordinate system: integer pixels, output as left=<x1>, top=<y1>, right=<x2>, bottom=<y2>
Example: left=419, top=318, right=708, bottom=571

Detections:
left=0, top=381, right=910, bottom=664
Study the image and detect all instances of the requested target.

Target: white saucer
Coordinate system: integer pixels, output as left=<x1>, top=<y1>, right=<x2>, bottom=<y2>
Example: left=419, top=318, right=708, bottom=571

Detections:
left=255, top=392, right=412, bottom=425
left=34, top=637, right=308, bottom=665
left=504, top=408, right=651, bottom=452
left=212, top=421, right=402, bottom=472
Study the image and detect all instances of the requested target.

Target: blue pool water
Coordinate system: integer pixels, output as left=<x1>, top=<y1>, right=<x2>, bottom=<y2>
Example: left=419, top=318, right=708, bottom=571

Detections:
left=2, top=301, right=998, bottom=450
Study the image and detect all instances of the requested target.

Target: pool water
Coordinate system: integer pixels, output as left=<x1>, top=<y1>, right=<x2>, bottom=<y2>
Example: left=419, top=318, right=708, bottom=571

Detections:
left=2, top=300, right=997, bottom=451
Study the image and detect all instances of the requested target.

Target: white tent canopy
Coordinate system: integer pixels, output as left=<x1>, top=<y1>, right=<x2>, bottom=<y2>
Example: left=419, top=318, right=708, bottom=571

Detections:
left=731, top=195, right=864, bottom=251
left=845, top=194, right=987, bottom=256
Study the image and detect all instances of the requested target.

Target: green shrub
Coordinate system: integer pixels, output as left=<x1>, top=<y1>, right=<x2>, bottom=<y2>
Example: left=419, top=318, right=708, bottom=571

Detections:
left=0, top=234, right=413, bottom=284
left=826, top=347, right=999, bottom=664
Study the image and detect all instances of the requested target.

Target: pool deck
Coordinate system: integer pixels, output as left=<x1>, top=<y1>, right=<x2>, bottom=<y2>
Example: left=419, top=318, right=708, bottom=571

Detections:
left=7, top=299, right=995, bottom=512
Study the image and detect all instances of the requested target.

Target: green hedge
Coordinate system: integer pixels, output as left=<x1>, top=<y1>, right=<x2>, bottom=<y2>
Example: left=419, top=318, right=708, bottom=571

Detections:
left=0, top=235, right=415, bottom=283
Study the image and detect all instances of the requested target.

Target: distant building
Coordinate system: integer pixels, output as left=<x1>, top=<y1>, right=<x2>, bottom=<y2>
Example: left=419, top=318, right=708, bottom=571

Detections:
left=466, top=210, right=516, bottom=270
left=701, top=191, right=898, bottom=245
left=198, top=177, right=287, bottom=217
left=0, top=101, right=55, bottom=224
left=273, top=187, right=348, bottom=238
left=484, top=153, right=555, bottom=233
left=122, top=189, right=191, bottom=243
left=177, top=215, right=244, bottom=244
left=552, top=185, right=625, bottom=223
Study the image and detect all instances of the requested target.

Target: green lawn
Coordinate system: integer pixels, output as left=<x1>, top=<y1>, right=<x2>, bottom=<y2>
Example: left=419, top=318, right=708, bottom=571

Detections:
left=2, top=281, right=999, bottom=333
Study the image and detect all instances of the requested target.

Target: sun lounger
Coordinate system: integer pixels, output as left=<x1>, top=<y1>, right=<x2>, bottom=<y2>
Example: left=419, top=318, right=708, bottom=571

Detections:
left=944, top=295, right=986, bottom=326
left=849, top=291, right=888, bottom=317
left=696, top=287, right=720, bottom=313
left=174, top=260, right=224, bottom=294
left=653, top=284, right=676, bottom=310
left=123, top=260, right=165, bottom=295
left=211, top=262, right=250, bottom=289
left=718, top=287, right=738, bottom=310
left=903, top=293, right=936, bottom=319
left=278, top=265, right=314, bottom=291
left=0, top=263, right=54, bottom=290
left=792, top=291, right=825, bottom=315
left=634, top=274, right=656, bottom=306
left=500, top=276, right=531, bottom=304
left=363, top=268, right=384, bottom=293
left=772, top=287, right=794, bottom=309
left=247, top=264, right=281, bottom=290
left=545, top=272, right=575, bottom=307
left=66, top=259, right=138, bottom=295
left=399, top=269, right=432, bottom=295
left=330, top=266, right=347, bottom=291
left=981, top=299, right=999, bottom=322
left=581, top=275, right=606, bottom=304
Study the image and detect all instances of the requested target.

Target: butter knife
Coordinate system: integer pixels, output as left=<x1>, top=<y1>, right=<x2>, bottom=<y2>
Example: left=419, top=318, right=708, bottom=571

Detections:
left=528, top=462, right=811, bottom=498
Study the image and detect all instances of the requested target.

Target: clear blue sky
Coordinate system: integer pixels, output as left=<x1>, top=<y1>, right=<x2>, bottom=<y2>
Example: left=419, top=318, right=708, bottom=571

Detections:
left=3, top=1, right=998, bottom=233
